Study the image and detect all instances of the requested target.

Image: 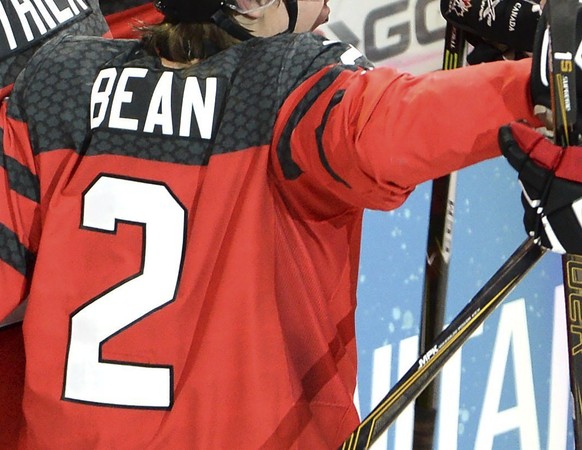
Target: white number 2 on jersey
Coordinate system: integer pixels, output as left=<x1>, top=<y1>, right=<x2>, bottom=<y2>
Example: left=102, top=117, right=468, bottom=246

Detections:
left=63, top=175, right=185, bottom=409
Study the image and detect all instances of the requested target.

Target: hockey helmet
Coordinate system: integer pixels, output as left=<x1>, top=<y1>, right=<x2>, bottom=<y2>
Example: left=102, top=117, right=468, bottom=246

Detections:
left=154, top=0, right=298, bottom=39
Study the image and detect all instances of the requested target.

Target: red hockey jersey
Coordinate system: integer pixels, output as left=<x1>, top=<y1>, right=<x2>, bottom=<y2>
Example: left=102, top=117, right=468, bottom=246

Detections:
left=0, top=31, right=538, bottom=448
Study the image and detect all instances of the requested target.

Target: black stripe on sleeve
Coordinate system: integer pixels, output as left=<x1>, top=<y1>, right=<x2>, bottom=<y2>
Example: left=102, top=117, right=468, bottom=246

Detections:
left=315, top=89, right=351, bottom=188
left=0, top=223, right=35, bottom=277
left=277, top=65, right=356, bottom=180
left=0, top=137, right=40, bottom=203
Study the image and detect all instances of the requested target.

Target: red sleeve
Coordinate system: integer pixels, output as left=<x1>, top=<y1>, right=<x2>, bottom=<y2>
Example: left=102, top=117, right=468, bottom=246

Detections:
left=272, top=57, right=539, bottom=213
left=105, top=2, right=163, bottom=39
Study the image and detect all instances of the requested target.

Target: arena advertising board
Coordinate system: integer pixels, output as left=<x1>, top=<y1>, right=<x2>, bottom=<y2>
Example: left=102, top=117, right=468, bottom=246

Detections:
left=320, top=3, right=574, bottom=449
left=319, top=0, right=447, bottom=74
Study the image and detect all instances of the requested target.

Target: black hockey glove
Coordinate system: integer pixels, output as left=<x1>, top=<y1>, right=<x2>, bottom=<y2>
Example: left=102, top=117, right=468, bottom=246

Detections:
left=499, top=122, right=582, bottom=254
left=441, top=0, right=541, bottom=53
left=530, top=5, right=582, bottom=125
left=464, top=33, right=530, bottom=65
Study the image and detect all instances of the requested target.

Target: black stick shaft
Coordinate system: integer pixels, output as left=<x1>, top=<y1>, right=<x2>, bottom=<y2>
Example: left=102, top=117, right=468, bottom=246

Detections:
left=546, top=0, right=582, bottom=446
left=413, top=22, right=465, bottom=450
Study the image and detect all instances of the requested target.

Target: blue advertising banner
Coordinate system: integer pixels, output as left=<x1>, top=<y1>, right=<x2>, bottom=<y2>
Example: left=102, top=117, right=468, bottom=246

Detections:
left=319, top=4, right=573, bottom=449
left=355, top=161, right=571, bottom=450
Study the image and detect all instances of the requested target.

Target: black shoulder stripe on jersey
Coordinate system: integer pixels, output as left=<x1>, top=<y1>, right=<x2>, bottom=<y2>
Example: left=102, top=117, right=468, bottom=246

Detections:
left=0, top=140, right=40, bottom=203
left=277, top=65, right=356, bottom=180
left=0, top=223, right=35, bottom=277
left=315, top=89, right=351, bottom=188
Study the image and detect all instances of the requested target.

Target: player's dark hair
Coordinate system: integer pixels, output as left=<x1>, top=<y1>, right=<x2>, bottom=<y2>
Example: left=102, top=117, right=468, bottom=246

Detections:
left=140, top=19, right=241, bottom=62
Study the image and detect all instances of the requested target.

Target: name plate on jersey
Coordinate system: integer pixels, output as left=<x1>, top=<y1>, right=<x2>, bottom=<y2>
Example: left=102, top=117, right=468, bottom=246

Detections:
left=0, top=0, right=91, bottom=61
left=90, top=67, right=226, bottom=141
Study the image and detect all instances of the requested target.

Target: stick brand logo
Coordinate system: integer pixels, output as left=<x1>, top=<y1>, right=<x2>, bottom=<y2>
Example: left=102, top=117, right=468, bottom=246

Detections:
left=448, top=0, right=472, bottom=17
left=538, top=28, right=582, bottom=89
left=479, top=0, right=501, bottom=26
left=566, top=260, right=582, bottom=356
left=418, top=345, right=438, bottom=368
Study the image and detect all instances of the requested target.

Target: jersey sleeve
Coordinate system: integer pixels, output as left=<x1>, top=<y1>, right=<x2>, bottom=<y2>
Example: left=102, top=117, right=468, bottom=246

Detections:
left=272, top=56, right=539, bottom=214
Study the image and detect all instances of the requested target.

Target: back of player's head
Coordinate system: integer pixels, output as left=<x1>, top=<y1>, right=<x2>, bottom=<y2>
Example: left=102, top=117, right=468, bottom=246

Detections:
left=146, top=0, right=300, bottom=62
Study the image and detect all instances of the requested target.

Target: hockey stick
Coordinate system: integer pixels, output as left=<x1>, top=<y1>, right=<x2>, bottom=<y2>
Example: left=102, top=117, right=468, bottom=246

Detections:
left=545, top=0, right=582, bottom=445
left=339, top=237, right=544, bottom=450
left=412, top=22, right=466, bottom=450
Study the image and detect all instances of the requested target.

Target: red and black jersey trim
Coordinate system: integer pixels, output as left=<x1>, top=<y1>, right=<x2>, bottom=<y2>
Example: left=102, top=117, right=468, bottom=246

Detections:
left=276, top=65, right=356, bottom=181
left=0, top=224, right=35, bottom=277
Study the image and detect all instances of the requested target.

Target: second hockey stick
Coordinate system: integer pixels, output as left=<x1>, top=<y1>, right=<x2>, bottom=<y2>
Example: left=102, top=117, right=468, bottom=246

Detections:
left=413, top=21, right=466, bottom=450
left=545, top=0, right=582, bottom=445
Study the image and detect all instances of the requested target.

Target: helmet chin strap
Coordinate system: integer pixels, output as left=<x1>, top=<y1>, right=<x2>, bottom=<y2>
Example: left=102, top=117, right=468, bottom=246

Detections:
left=285, top=0, right=298, bottom=33
left=211, top=9, right=255, bottom=40
left=212, top=0, right=299, bottom=41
